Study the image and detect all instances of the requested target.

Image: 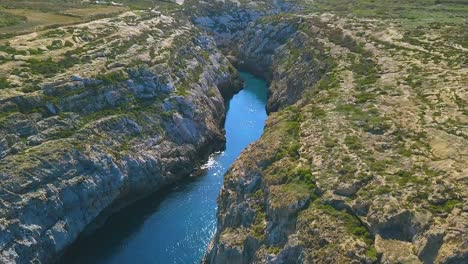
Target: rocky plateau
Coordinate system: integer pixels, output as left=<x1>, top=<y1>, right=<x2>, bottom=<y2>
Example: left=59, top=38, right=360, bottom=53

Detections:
left=0, top=0, right=467, bottom=263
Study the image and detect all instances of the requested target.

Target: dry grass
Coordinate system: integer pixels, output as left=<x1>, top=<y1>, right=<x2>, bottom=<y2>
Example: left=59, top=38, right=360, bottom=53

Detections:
left=0, top=5, right=128, bottom=38
left=61, top=6, right=129, bottom=18
left=0, top=9, right=81, bottom=36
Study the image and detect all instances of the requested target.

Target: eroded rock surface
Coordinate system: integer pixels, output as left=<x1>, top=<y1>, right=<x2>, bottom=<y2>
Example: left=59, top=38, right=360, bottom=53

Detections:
left=0, top=9, right=241, bottom=264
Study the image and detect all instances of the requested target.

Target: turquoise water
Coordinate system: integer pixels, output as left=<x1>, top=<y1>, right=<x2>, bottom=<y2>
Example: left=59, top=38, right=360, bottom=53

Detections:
left=61, top=72, right=268, bottom=264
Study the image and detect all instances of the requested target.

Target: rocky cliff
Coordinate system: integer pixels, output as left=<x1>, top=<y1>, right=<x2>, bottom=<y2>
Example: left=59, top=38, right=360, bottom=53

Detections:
left=0, top=0, right=466, bottom=263
left=0, top=9, right=241, bottom=263
left=197, top=1, right=468, bottom=263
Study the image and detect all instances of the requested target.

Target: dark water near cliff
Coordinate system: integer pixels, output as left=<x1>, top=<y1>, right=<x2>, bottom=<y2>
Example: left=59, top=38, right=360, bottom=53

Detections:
left=61, top=72, right=268, bottom=264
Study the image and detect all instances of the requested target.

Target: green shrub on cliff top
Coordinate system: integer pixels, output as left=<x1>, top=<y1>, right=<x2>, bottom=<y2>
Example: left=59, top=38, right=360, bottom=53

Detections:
left=428, top=199, right=461, bottom=214
left=251, top=211, right=266, bottom=241
left=274, top=106, right=302, bottom=159
left=0, top=77, right=10, bottom=89
left=317, top=203, right=373, bottom=245
left=27, top=58, right=62, bottom=76
left=0, top=43, right=27, bottom=55
left=96, top=70, right=128, bottom=85
left=344, top=135, right=362, bottom=150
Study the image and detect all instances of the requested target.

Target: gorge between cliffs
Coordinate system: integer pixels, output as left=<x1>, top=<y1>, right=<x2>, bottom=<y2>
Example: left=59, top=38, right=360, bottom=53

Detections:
left=60, top=72, right=268, bottom=263
left=0, top=1, right=466, bottom=264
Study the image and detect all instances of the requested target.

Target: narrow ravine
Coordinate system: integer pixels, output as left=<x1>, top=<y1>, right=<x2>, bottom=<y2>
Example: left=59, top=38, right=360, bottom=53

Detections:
left=59, top=72, right=268, bottom=264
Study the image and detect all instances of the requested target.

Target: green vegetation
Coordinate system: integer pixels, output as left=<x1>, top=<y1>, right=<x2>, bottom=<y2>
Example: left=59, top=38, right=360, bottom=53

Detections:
left=393, top=170, right=427, bottom=186
left=20, top=84, right=41, bottom=93
left=344, top=135, right=362, bottom=150
left=428, top=199, right=461, bottom=214
left=315, top=203, right=376, bottom=259
left=28, top=48, right=44, bottom=55
left=336, top=104, right=390, bottom=135
left=0, top=43, right=27, bottom=55
left=42, top=28, right=66, bottom=38
left=303, top=0, right=467, bottom=26
left=251, top=211, right=266, bottom=240
left=0, top=10, right=25, bottom=28
left=64, top=40, right=74, bottom=47
left=319, top=203, right=373, bottom=242
left=0, top=0, right=132, bottom=38
left=27, top=58, right=63, bottom=77
left=47, top=39, right=63, bottom=50
left=272, top=106, right=302, bottom=160
left=366, top=246, right=378, bottom=261
left=25, top=51, right=89, bottom=77
left=208, top=87, right=217, bottom=97
left=95, top=70, right=128, bottom=85
left=264, top=162, right=316, bottom=191
left=267, top=246, right=281, bottom=255
left=0, top=76, right=10, bottom=89
left=308, top=106, right=327, bottom=118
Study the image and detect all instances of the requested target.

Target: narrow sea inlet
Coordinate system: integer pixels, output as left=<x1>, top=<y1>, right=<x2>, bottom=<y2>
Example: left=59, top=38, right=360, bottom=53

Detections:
left=60, top=72, right=268, bottom=263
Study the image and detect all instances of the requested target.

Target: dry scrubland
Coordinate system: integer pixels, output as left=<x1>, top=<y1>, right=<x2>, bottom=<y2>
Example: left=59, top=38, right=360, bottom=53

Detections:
left=192, top=0, right=468, bottom=263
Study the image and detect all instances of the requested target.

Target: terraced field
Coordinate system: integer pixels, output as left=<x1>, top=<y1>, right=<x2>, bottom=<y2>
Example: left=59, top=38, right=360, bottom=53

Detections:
left=0, top=1, right=130, bottom=38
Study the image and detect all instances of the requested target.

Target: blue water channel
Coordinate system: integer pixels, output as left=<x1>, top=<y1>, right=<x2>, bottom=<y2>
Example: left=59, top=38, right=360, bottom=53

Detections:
left=61, top=72, right=268, bottom=263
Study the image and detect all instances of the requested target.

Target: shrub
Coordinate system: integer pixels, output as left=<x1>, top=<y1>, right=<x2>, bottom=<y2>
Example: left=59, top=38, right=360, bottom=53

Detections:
left=96, top=71, right=127, bottom=85
left=64, top=40, right=74, bottom=47
left=42, top=29, right=66, bottom=38
left=0, top=77, right=10, bottom=89
left=366, top=247, right=378, bottom=261
left=28, top=48, right=43, bottom=55
left=0, top=44, right=27, bottom=55
left=428, top=199, right=461, bottom=214
left=27, top=58, right=62, bottom=76
left=47, top=39, right=63, bottom=50
left=344, top=135, right=362, bottom=150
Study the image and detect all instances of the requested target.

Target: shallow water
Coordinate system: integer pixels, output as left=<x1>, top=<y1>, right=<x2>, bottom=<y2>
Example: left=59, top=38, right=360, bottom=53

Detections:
left=60, top=72, right=268, bottom=264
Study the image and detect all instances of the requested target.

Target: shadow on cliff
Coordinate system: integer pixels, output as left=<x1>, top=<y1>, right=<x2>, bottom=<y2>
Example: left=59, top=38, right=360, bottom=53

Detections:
left=58, top=174, right=205, bottom=264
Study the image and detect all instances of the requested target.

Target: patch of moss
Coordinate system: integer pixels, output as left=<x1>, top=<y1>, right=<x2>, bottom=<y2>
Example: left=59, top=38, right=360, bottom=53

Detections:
left=46, top=39, right=63, bottom=50
left=0, top=44, right=27, bottom=55
left=366, top=246, right=378, bottom=261
left=0, top=77, right=10, bottom=89
left=251, top=211, right=266, bottom=241
left=95, top=70, right=128, bottom=85
left=317, top=203, right=374, bottom=245
left=344, top=135, right=363, bottom=150
left=251, top=189, right=264, bottom=200
left=267, top=246, right=281, bottom=255
left=428, top=199, right=461, bottom=214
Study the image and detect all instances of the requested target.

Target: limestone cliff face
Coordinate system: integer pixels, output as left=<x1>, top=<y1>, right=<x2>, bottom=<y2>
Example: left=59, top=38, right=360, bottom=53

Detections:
left=198, top=1, right=468, bottom=263
left=191, top=2, right=324, bottom=113
left=0, top=10, right=241, bottom=263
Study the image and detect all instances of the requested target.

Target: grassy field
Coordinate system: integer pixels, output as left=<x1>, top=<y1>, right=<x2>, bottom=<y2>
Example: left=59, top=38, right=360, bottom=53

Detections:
left=299, top=0, right=468, bottom=50
left=303, top=0, right=467, bottom=23
left=0, top=9, right=26, bottom=27
left=0, top=9, right=82, bottom=36
left=62, top=6, right=129, bottom=17
left=0, top=1, right=131, bottom=38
